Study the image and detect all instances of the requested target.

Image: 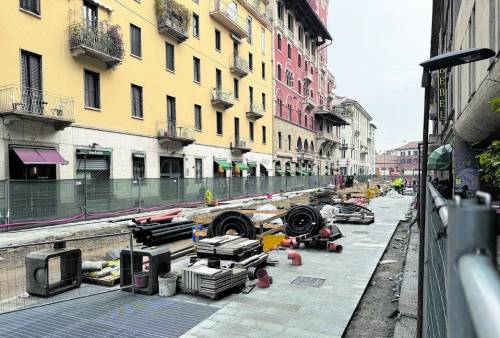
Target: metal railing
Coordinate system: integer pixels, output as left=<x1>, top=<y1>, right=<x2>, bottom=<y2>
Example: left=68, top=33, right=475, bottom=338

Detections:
left=231, top=55, right=250, bottom=74
left=156, top=121, right=195, bottom=142
left=247, top=102, right=264, bottom=117
left=210, top=0, right=249, bottom=35
left=69, top=22, right=124, bottom=62
left=211, top=87, right=234, bottom=105
left=423, top=182, right=500, bottom=338
left=156, top=10, right=189, bottom=41
left=0, top=85, right=74, bottom=121
left=316, top=131, right=340, bottom=143
left=231, top=138, right=251, bottom=150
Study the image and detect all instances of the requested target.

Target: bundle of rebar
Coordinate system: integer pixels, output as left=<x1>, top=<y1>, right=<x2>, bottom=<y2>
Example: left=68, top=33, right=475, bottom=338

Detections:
left=131, top=220, right=195, bottom=247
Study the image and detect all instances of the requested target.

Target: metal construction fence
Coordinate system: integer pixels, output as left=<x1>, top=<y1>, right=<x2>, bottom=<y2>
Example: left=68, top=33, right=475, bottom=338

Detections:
left=423, top=182, right=500, bottom=338
left=0, top=175, right=389, bottom=230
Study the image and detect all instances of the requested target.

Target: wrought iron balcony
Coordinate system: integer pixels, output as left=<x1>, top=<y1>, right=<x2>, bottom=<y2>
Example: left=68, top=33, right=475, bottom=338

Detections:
left=304, top=70, right=313, bottom=84
left=156, top=6, right=189, bottom=43
left=211, top=87, right=234, bottom=109
left=69, top=23, right=124, bottom=68
left=246, top=103, right=264, bottom=120
left=304, top=95, right=315, bottom=110
left=231, top=138, right=251, bottom=153
left=0, top=85, right=74, bottom=130
left=230, top=55, right=249, bottom=78
left=209, top=0, right=249, bottom=39
left=157, top=122, right=195, bottom=146
left=240, top=0, right=271, bottom=28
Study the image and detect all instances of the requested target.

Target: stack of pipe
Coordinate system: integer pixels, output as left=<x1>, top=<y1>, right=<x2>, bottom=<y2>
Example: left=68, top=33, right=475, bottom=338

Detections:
left=131, top=220, right=195, bottom=247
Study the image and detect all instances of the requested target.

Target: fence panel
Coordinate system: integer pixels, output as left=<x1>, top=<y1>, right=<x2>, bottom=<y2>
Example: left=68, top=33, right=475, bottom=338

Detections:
left=423, top=182, right=447, bottom=338
left=0, top=232, right=130, bottom=314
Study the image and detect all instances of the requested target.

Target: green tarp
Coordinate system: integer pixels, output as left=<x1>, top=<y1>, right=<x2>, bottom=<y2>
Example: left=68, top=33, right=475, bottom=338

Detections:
left=247, top=162, right=257, bottom=168
left=428, top=144, right=452, bottom=170
left=233, top=161, right=249, bottom=170
left=215, top=160, right=232, bottom=170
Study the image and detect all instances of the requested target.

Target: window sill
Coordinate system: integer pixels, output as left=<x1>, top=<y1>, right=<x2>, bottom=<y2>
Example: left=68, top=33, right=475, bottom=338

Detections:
left=195, top=128, right=202, bottom=132
left=130, top=54, right=143, bottom=60
left=84, top=106, right=101, bottom=112
left=193, top=34, right=200, bottom=40
left=19, top=8, right=41, bottom=19
left=132, top=116, right=144, bottom=120
left=194, top=80, right=201, bottom=85
left=216, top=133, right=223, bottom=137
left=216, top=48, right=221, bottom=53
left=166, top=68, right=175, bottom=74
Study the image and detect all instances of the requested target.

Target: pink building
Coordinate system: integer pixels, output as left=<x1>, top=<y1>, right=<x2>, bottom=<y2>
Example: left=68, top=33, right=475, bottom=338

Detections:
left=272, top=0, right=338, bottom=176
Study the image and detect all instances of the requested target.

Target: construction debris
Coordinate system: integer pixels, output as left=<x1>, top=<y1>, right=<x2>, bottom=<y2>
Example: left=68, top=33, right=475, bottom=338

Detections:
left=285, top=205, right=324, bottom=236
left=208, top=211, right=256, bottom=239
left=197, top=235, right=262, bottom=261
left=131, top=220, right=195, bottom=247
left=331, top=203, right=375, bottom=224
left=385, top=190, right=406, bottom=199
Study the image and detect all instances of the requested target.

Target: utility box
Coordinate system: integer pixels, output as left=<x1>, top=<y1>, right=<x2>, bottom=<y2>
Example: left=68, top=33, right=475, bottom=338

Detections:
left=25, top=243, right=82, bottom=297
left=120, top=246, right=171, bottom=295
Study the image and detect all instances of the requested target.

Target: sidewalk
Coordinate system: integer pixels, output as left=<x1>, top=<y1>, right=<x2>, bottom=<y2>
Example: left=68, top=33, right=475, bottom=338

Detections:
left=393, top=223, right=419, bottom=337
left=178, top=196, right=414, bottom=338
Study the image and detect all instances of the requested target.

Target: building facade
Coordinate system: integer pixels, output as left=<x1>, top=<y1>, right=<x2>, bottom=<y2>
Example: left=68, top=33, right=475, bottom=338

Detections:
left=396, top=141, right=420, bottom=175
left=0, top=0, right=274, bottom=180
left=429, top=0, right=500, bottom=193
left=332, top=97, right=374, bottom=175
left=271, top=0, right=344, bottom=176
left=375, top=153, right=401, bottom=176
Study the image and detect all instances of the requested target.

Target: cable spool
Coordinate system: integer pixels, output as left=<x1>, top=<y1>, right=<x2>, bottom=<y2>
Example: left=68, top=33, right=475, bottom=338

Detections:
left=285, top=205, right=323, bottom=237
left=208, top=211, right=256, bottom=239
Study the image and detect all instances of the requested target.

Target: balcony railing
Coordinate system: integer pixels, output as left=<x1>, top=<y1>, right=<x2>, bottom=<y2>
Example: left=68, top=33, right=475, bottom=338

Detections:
left=0, top=85, right=74, bottom=130
left=209, top=0, right=249, bottom=39
left=157, top=121, right=195, bottom=146
left=304, top=70, right=313, bottom=83
left=305, top=96, right=315, bottom=109
left=69, top=23, right=124, bottom=68
left=156, top=7, right=189, bottom=43
left=246, top=103, right=264, bottom=120
left=211, top=87, right=234, bottom=109
left=316, top=131, right=341, bottom=144
left=230, top=55, right=249, bottom=77
left=240, top=0, right=271, bottom=28
left=231, top=138, right=251, bottom=153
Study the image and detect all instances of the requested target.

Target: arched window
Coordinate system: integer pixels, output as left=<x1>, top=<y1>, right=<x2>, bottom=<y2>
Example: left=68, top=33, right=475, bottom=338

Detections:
left=296, top=137, right=302, bottom=152
left=298, top=80, right=302, bottom=94
left=310, top=141, right=314, bottom=153
left=304, top=140, right=309, bottom=152
left=277, top=64, right=282, bottom=80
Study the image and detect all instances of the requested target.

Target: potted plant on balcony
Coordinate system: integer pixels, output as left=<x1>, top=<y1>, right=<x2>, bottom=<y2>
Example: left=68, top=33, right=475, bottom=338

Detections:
left=155, top=0, right=190, bottom=31
left=106, top=23, right=125, bottom=61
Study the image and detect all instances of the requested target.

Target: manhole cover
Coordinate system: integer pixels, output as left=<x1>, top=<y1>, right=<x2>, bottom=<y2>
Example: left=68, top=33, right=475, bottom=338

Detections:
left=353, top=231, right=369, bottom=234
left=291, top=276, right=325, bottom=288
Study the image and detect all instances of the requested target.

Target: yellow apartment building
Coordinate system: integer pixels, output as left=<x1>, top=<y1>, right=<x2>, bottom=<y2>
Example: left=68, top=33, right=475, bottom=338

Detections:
left=0, top=0, right=274, bottom=180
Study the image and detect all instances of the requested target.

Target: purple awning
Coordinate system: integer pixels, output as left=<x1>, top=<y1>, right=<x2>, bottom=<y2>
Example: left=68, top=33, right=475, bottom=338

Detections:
left=12, top=147, right=68, bottom=165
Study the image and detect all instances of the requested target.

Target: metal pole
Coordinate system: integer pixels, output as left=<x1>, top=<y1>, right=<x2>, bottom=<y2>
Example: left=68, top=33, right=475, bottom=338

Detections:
left=129, top=231, right=135, bottom=295
left=5, top=179, right=10, bottom=226
left=83, top=153, right=87, bottom=220
left=138, top=177, right=142, bottom=213
left=417, top=71, right=431, bottom=338
left=447, top=194, right=496, bottom=338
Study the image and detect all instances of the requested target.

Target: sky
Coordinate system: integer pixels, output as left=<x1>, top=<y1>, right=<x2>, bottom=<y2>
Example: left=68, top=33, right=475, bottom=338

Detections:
left=327, top=0, right=433, bottom=152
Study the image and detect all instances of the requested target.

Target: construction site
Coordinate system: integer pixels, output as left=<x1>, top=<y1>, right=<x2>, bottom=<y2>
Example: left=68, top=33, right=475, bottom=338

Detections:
left=0, top=178, right=417, bottom=338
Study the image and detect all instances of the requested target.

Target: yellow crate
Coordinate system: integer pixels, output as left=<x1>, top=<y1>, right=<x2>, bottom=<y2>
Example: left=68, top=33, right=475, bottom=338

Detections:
left=262, top=233, right=286, bottom=252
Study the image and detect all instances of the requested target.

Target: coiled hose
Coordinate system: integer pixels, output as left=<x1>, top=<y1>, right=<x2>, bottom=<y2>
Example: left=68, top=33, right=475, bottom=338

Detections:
left=285, top=205, right=323, bottom=236
left=208, top=211, right=256, bottom=239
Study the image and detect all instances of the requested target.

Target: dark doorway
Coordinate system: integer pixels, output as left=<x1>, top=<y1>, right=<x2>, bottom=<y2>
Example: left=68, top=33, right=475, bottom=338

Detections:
left=160, top=157, right=183, bottom=178
left=20, top=50, right=42, bottom=114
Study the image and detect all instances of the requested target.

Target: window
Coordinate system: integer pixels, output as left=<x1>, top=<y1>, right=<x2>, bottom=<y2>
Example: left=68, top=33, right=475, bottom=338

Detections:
left=195, top=158, right=203, bottom=178
left=132, top=154, right=145, bottom=179
left=277, top=64, right=282, bottom=80
left=298, top=54, right=302, bottom=68
left=278, top=132, right=282, bottom=148
left=262, top=126, right=266, bottom=144
left=84, top=70, right=100, bottom=109
left=277, top=34, right=282, bottom=51
left=288, top=135, right=291, bottom=150
left=468, top=6, right=476, bottom=97
left=298, top=26, right=303, bottom=42
left=20, top=0, right=40, bottom=15
left=193, top=57, right=201, bottom=82
left=247, top=17, right=253, bottom=44
left=167, top=96, right=176, bottom=129
left=261, top=62, right=266, bottom=80
left=277, top=1, right=284, bottom=21
left=261, top=28, right=265, bottom=54
left=278, top=99, right=282, bottom=117
left=131, top=84, right=143, bottom=118
left=194, top=104, right=202, bottom=130
left=287, top=13, right=293, bottom=31
left=216, top=68, right=222, bottom=87
left=83, top=0, right=97, bottom=27
left=298, top=80, right=302, bottom=94
left=130, top=24, right=142, bottom=57
left=287, top=43, right=292, bottom=59
left=249, top=122, right=254, bottom=141
left=249, top=86, right=254, bottom=105
left=215, top=29, right=221, bottom=51
left=234, top=78, right=239, bottom=99
left=192, top=13, right=199, bottom=37
left=262, top=93, right=266, bottom=111
left=248, top=53, right=253, bottom=71
left=216, top=111, right=223, bottom=135
left=166, top=42, right=175, bottom=71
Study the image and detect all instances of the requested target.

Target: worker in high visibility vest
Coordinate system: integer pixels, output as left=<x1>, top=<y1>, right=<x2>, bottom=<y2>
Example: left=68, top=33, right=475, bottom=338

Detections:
left=393, top=177, right=404, bottom=194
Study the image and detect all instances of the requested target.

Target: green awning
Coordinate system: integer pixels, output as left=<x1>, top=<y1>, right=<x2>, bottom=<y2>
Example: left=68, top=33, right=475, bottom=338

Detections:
left=428, top=144, right=452, bottom=170
left=286, top=169, right=296, bottom=176
left=247, top=162, right=257, bottom=168
left=233, top=161, right=249, bottom=170
left=215, top=160, right=232, bottom=170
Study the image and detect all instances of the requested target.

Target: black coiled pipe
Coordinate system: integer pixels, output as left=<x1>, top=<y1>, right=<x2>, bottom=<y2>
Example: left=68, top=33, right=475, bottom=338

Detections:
left=208, top=211, right=256, bottom=239
left=285, top=205, right=323, bottom=236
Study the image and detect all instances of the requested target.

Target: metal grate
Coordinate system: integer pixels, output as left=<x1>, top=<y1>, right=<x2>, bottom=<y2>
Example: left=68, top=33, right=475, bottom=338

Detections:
left=291, top=276, right=326, bottom=288
left=0, top=292, right=219, bottom=338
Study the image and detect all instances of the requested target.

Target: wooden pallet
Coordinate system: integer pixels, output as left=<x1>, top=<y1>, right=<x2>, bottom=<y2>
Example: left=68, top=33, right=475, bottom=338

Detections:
left=83, top=274, right=120, bottom=287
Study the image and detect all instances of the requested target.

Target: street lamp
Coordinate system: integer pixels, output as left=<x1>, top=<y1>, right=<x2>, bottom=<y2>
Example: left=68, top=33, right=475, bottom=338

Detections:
left=416, top=47, right=495, bottom=338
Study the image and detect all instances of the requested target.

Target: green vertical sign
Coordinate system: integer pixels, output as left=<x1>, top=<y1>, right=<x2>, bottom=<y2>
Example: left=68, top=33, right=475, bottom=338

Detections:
left=438, top=69, right=447, bottom=121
